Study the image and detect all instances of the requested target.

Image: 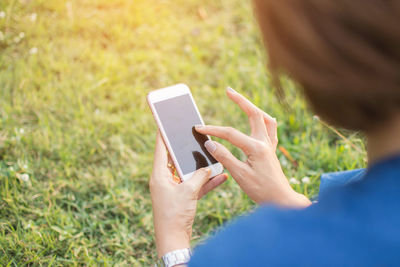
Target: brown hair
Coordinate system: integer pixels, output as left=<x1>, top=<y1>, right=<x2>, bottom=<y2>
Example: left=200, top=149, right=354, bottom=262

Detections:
left=253, top=0, right=400, bottom=130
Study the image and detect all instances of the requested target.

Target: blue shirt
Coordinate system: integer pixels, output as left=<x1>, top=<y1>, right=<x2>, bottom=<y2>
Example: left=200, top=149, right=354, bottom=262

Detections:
left=189, top=155, right=400, bottom=266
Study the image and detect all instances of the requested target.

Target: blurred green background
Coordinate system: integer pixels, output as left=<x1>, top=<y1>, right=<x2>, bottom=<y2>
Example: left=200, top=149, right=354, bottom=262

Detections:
left=0, top=0, right=366, bottom=265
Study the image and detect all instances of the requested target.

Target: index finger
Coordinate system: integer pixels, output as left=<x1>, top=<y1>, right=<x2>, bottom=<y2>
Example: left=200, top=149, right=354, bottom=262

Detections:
left=226, top=88, right=268, bottom=141
left=227, top=87, right=259, bottom=116
left=195, top=125, right=255, bottom=155
left=227, top=87, right=277, bottom=145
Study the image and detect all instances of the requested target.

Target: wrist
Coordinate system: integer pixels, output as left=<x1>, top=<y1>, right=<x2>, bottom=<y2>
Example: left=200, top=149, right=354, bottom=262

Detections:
left=276, top=189, right=311, bottom=208
left=156, top=228, right=191, bottom=257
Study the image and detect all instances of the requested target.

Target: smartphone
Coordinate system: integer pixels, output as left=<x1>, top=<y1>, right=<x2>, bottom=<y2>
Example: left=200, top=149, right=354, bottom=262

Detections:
left=147, top=83, right=223, bottom=181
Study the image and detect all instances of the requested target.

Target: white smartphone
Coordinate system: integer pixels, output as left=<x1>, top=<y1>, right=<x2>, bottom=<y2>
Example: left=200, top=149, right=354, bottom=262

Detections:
left=147, top=83, right=223, bottom=182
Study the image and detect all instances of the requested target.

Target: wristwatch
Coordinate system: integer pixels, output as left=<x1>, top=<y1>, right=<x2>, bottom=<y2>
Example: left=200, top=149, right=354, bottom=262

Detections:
left=155, top=248, right=192, bottom=267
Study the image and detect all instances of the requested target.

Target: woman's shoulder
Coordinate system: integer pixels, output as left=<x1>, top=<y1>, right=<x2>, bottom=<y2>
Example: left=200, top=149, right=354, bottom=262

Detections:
left=189, top=205, right=328, bottom=266
left=190, top=157, right=400, bottom=266
left=190, top=186, right=400, bottom=267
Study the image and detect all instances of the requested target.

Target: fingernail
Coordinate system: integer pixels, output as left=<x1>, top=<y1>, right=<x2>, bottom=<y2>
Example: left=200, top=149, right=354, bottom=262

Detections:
left=227, top=87, right=236, bottom=93
left=194, top=124, right=204, bottom=129
left=204, top=140, right=217, bottom=153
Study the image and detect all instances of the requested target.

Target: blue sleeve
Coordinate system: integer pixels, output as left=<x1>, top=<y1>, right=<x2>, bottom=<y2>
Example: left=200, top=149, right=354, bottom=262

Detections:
left=188, top=189, right=377, bottom=267
left=188, top=165, right=400, bottom=266
left=319, top=169, right=365, bottom=198
left=189, top=206, right=311, bottom=267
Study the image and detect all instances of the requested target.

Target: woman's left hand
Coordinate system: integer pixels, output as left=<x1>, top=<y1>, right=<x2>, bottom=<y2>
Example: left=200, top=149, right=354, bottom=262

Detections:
left=150, top=132, right=228, bottom=257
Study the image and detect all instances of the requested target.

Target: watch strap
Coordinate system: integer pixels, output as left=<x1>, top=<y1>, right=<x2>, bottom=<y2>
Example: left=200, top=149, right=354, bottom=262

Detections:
left=155, top=248, right=192, bottom=267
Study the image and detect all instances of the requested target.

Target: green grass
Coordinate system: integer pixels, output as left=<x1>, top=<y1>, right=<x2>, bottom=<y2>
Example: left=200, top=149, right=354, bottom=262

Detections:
left=0, top=0, right=366, bottom=265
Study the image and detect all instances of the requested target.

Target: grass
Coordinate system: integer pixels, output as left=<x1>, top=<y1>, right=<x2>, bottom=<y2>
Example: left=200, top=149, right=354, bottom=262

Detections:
left=0, top=0, right=366, bottom=265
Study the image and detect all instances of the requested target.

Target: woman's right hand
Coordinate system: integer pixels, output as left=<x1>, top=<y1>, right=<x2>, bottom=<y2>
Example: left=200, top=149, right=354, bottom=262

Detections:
left=195, top=87, right=311, bottom=208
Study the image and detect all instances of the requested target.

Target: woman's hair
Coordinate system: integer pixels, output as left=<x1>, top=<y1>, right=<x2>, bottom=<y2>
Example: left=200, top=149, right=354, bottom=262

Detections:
left=253, top=0, right=400, bottom=130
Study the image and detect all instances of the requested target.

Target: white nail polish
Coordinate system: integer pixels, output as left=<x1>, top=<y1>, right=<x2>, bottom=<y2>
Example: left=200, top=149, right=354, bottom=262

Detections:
left=227, top=87, right=236, bottom=93
left=205, top=140, right=217, bottom=153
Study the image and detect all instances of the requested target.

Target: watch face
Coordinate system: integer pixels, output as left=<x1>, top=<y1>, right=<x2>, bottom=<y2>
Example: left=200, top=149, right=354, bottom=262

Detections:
left=161, top=248, right=192, bottom=267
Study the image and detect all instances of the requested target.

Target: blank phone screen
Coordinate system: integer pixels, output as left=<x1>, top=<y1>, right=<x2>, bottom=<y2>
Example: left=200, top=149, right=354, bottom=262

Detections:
left=154, top=94, right=218, bottom=175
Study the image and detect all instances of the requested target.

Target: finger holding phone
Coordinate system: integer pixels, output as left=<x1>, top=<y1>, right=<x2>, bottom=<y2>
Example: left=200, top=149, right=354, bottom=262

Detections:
left=195, top=87, right=311, bottom=208
left=147, top=84, right=228, bottom=259
left=150, top=131, right=228, bottom=257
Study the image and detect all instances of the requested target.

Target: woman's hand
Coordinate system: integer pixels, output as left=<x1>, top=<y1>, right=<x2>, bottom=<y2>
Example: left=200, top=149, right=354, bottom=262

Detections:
left=150, top=132, right=228, bottom=257
left=195, top=87, right=310, bottom=208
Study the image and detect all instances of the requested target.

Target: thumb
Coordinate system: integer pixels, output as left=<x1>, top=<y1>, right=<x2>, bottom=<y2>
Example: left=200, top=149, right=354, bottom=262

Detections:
left=184, top=167, right=212, bottom=194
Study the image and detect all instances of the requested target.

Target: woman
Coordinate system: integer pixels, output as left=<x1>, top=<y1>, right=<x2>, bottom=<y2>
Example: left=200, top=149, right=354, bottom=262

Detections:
left=151, top=0, right=400, bottom=266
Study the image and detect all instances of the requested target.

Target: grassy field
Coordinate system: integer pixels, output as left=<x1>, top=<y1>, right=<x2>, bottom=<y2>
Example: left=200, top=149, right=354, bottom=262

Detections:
left=0, top=0, right=366, bottom=265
